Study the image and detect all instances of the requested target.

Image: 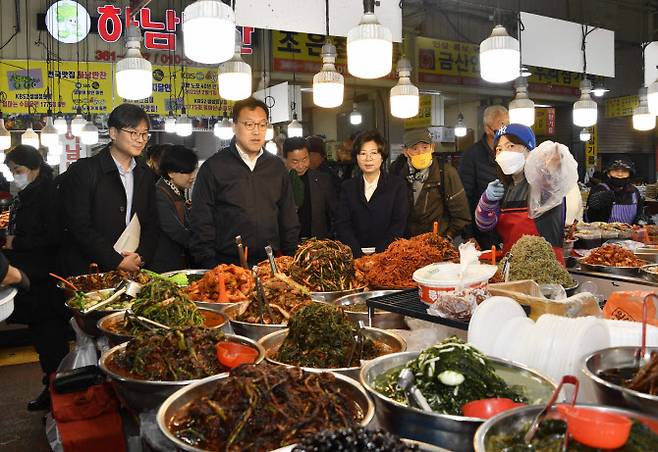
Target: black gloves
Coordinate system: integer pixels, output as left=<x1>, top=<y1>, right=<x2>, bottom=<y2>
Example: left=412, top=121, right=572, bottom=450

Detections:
left=588, top=190, right=615, bottom=211
left=15, top=269, right=30, bottom=292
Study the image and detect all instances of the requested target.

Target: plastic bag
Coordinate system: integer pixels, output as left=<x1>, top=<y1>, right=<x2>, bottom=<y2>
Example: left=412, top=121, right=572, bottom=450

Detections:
left=603, top=291, right=658, bottom=326
left=458, top=241, right=481, bottom=286
left=57, top=318, right=98, bottom=373
left=539, top=283, right=567, bottom=300
left=524, top=141, right=579, bottom=219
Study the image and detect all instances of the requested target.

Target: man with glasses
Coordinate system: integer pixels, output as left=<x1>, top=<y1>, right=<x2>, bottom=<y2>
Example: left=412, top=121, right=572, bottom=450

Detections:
left=190, top=97, right=299, bottom=267
left=59, top=103, right=159, bottom=276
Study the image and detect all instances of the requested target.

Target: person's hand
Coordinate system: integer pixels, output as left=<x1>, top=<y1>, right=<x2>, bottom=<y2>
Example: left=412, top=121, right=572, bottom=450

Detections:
left=485, top=179, right=505, bottom=201
left=3, top=235, right=14, bottom=250
left=118, top=252, right=142, bottom=272
left=16, top=268, right=30, bottom=291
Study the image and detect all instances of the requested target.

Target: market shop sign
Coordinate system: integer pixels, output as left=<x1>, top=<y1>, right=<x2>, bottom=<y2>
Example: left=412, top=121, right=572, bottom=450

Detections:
left=604, top=95, right=639, bottom=118
left=532, top=108, right=556, bottom=136
left=403, top=95, right=433, bottom=129
left=45, top=0, right=91, bottom=44
left=585, top=125, right=598, bottom=170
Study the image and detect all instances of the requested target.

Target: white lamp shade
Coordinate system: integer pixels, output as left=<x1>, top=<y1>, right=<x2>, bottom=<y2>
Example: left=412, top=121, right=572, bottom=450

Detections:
left=579, top=129, right=591, bottom=141
left=218, top=70, right=252, bottom=101
left=46, top=153, right=61, bottom=166
left=40, top=117, right=59, bottom=148
left=390, top=82, right=419, bottom=119
left=48, top=141, right=63, bottom=156
left=572, top=97, right=598, bottom=127
left=164, top=116, right=177, bottom=133
left=509, top=98, right=535, bottom=127
left=21, top=128, right=40, bottom=148
left=116, top=53, right=153, bottom=100
left=265, top=140, right=278, bottom=154
left=71, top=114, right=87, bottom=136
left=632, top=106, right=655, bottom=131
left=313, top=42, right=344, bottom=108
left=265, top=125, right=274, bottom=141
left=287, top=118, right=303, bottom=138
left=0, top=119, right=11, bottom=151
left=176, top=114, right=193, bottom=137
left=183, top=0, right=235, bottom=64
left=214, top=118, right=233, bottom=140
left=454, top=125, right=467, bottom=138
left=54, top=116, right=68, bottom=134
left=648, top=82, right=658, bottom=115
left=347, top=12, right=393, bottom=79
left=81, top=122, right=99, bottom=145
left=350, top=110, right=363, bottom=125
left=480, top=25, right=520, bottom=83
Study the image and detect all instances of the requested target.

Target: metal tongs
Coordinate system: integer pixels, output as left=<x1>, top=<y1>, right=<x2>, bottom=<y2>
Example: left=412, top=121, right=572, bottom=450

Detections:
left=524, top=375, right=579, bottom=447
left=345, top=321, right=367, bottom=367
left=83, top=279, right=142, bottom=314
left=125, top=308, right=171, bottom=331
left=236, top=235, right=249, bottom=269
left=397, top=368, right=432, bottom=412
left=252, top=266, right=274, bottom=324
left=636, top=293, right=655, bottom=367
left=501, top=253, right=513, bottom=282
left=265, top=245, right=278, bottom=275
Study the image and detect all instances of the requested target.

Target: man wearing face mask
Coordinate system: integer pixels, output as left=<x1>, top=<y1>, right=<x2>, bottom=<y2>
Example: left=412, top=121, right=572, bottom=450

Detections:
left=475, top=124, right=566, bottom=263
left=586, top=159, right=643, bottom=224
left=390, top=128, right=471, bottom=239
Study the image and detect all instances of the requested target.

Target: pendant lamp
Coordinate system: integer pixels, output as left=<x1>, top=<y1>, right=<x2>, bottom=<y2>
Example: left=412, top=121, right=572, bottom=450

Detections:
left=21, top=127, right=40, bottom=148
left=183, top=0, right=235, bottom=64
left=0, top=118, right=11, bottom=151
left=313, top=42, right=344, bottom=108
left=454, top=113, right=467, bottom=138
left=265, top=140, right=278, bottom=154
left=40, top=116, right=59, bottom=148
left=71, top=110, right=87, bottom=137
left=287, top=114, right=303, bottom=138
left=349, top=103, right=363, bottom=125
left=347, top=0, right=393, bottom=79
left=572, top=79, right=598, bottom=127
left=116, top=25, right=152, bottom=100
left=164, top=112, right=177, bottom=133
left=54, top=115, right=68, bottom=135
left=218, top=29, right=252, bottom=101
left=480, top=25, right=520, bottom=83
left=508, top=77, right=535, bottom=127
left=81, top=118, right=99, bottom=145
left=579, top=128, right=591, bottom=141
left=176, top=107, right=193, bottom=137
left=632, top=87, right=655, bottom=131
left=390, top=56, right=419, bottom=119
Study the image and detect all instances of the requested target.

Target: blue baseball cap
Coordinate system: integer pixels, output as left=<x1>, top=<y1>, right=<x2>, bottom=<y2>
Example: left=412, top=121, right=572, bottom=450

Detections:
left=493, top=124, right=536, bottom=150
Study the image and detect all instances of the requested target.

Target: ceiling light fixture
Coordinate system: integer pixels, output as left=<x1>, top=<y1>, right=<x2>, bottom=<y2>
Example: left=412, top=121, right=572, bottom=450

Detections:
left=21, top=127, right=40, bottom=148
left=508, top=77, right=535, bottom=127
left=0, top=117, right=10, bottom=151
left=572, top=79, right=598, bottom=127
left=183, top=0, right=235, bottom=64
left=632, top=87, right=655, bottom=131
left=579, top=128, right=591, bottom=141
left=480, top=24, right=520, bottom=83
left=347, top=0, right=393, bottom=79
left=454, top=112, right=467, bottom=138
left=390, top=56, right=419, bottom=119
left=116, top=24, right=152, bottom=100
left=313, top=42, right=344, bottom=108
left=218, top=29, right=252, bottom=101
left=349, top=103, right=363, bottom=125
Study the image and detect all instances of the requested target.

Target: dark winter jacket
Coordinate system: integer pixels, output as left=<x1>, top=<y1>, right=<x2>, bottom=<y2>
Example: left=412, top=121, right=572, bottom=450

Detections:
left=586, top=181, right=644, bottom=224
left=294, top=168, right=337, bottom=240
left=151, top=178, right=191, bottom=272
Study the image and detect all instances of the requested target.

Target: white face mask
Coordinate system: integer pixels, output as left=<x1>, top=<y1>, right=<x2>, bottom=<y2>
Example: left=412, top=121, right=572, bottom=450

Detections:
left=495, top=151, right=526, bottom=175
left=13, top=173, right=30, bottom=190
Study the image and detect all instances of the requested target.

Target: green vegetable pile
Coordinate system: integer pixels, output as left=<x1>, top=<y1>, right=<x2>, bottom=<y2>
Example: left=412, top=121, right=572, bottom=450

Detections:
left=276, top=304, right=378, bottom=368
left=374, top=336, right=526, bottom=415
left=289, top=238, right=359, bottom=291
left=503, top=235, right=574, bottom=287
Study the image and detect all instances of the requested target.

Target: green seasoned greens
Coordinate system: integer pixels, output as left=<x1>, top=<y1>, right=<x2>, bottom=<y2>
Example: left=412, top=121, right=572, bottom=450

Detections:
left=503, top=235, right=574, bottom=287
left=289, top=238, right=360, bottom=291
left=486, top=419, right=658, bottom=451
left=374, top=336, right=526, bottom=415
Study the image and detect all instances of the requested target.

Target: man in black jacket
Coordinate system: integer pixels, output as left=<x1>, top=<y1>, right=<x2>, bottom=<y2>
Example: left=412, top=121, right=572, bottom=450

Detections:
left=190, top=98, right=300, bottom=267
left=283, top=137, right=336, bottom=240
left=458, top=105, right=508, bottom=248
left=59, top=104, right=159, bottom=276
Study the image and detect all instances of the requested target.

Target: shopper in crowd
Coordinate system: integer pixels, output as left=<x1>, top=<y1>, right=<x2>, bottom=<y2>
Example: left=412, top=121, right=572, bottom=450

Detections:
left=475, top=124, right=577, bottom=263
left=59, top=103, right=159, bottom=276
left=458, top=105, right=509, bottom=248
left=151, top=145, right=198, bottom=272
left=390, top=128, right=471, bottom=239
left=307, top=134, right=341, bottom=190
left=190, top=97, right=299, bottom=267
left=4, top=145, right=70, bottom=411
left=283, top=137, right=336, bottom=240
left=145, top=144, right=167, bottom=177
left=586, top=159, right=644, bottom=224
left=335, top=130, right=409, bottom=257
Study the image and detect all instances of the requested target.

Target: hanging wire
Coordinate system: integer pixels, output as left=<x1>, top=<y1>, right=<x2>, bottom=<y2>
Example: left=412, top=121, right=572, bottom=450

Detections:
left=85, top=0, right=91, bottom=118
left=581, top=24, right=598, bottom=76
left=56, top=0, right=63, bottom=115
left=167, top=0, right=175, bottom=114
left=75, top=0, right=81, bottom=111
left=25, top=0, right=31, bottom=120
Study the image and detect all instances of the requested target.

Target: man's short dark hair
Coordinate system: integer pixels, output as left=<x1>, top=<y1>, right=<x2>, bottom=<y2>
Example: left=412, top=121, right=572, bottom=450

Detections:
left=232, top=97, right=269, bottom=122
left=282, top=137, right=309, bottom=158
left=352, top=129, right=388, bottom=162
left=159, top=145, right=199, bottom=177
left=306, top=135, right=326, bottom=159
left=108, top=103, right=150, bottom=130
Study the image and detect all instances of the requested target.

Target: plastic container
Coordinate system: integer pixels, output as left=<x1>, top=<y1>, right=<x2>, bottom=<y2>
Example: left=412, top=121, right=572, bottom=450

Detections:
left=412, top=263, right=497, bottom=305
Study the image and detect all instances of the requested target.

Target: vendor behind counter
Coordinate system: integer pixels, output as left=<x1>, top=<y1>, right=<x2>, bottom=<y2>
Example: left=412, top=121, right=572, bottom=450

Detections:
left=585, top=159, right=644, bottom=225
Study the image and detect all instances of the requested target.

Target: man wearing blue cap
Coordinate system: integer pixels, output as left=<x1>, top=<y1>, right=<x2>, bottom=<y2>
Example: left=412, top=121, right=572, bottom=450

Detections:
left=475, top=124, right=566, bottom=263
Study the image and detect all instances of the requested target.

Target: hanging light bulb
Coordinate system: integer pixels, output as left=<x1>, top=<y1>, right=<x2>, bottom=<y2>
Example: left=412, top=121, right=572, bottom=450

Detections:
left=347, top=0, right=393, bottom=79
left=0, top=118, right=11, bottom=151
left=313, top=42, right=344, bottom=108
left=572, top=79, right=598, bottom=127
left=579, top=128, right=591, bottom=142
left=48, top=140, right=63, bottom=156
left=390, top=57, right=419, bottom=119
left=46, top=152, right=61, bottom=166
left=54, top=115, right=68, bottom=135
left=591, top=80, right=610, bottom=97
left=214, top=116, right=233, bottom=140
left=176, top=108, right=193, bottom=137
left=81, top=120, right=99, bottom=145
left=116, top=25, right=152, bottom=100
left=508, top=77, right=535, bottom=127
left=454, top=113, right=467, bottom=138
left=71, top=111, right=87, bottom=137
left=265, top=124, right=274, bottom=141
left=648, top=77, right=658, bottom=115
left=287, top=113, right=303, bottom=138
left=40, top=115, right=59, bottom=148
left=265, top=140, right=278, bottom=154
left=349, top=103, right=363, bottom=125
left=21, top=127, right=40, bottom=148
left=632, top=87, right=655, bottom=131
left=183, top=0, right=235, bottom=64
left=164, top=112, right=177, bottom=133
left=480, top=24, right=520, bottom=83
left=218, top=29, right=252, bottom=101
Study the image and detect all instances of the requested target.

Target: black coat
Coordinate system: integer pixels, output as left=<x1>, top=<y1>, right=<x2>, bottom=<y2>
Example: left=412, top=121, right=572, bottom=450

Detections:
left=335, top=172, right=409, bottom=258
left=458, top=135, right=501, bottom=248
left=151, top=178, right=191, bottom=273
left=190, top=142, right=300, bottom=267
left=297, top=169, right=337, bottom=239
left=58, top=147, right=159, bottom=276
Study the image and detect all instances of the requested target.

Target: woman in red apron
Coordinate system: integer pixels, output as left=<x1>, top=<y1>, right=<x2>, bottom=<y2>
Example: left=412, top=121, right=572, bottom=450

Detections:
left=585, top=159, right=643, bottom=225
left=475, top=124, right=565, bottom=264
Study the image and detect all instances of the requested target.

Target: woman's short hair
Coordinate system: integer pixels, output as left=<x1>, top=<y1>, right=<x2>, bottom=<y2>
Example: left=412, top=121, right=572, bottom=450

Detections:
left=159, top=145, right=198, bottom=177
left=352, top=129, right=388, bottom=161
left=6, top=145, right=53, bottom=178
left=108, top=103, right=150, bottom=130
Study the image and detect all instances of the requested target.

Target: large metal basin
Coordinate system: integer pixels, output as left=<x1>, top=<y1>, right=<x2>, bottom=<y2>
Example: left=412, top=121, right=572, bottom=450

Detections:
left=65, top=289, right=129, bottom=337
left=99, top=334, right=264, bottom=413
left=473, top=403, right=658, bottom=451
left=258, top=327, right=406, bottom=380
left=309, top=285, right=367, bottom=303
left=319, top=290, right=407, bottom=329
left=161, top=269, right=244, bottom=313
left=359, top=351, right=556, bottom=452
left=583, top=345, right=658, bottom=416
left=156, top=370, right=374, bottom=452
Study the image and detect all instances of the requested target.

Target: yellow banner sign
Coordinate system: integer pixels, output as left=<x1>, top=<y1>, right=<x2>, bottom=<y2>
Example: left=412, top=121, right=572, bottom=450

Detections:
left=585, top=125, right=598, bottom=170
left=605, top=95, right=638, bottom=118
left=403, top=95, right=433, bottom=129
left=0, top=59, right=231, bottom=117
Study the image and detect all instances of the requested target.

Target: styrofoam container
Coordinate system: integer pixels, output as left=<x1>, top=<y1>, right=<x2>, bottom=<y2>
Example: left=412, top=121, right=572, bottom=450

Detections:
left=412, top=263, right=498, bottom=304
left=0, top=287, right=17, bottom=322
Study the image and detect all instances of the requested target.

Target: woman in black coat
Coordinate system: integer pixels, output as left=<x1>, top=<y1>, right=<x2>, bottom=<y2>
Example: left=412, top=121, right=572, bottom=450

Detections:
left=150, top=145, right=198, bottom=272
left=4, top=145, right=71, bottom=411
left=335, top=130, right=409, bottom=258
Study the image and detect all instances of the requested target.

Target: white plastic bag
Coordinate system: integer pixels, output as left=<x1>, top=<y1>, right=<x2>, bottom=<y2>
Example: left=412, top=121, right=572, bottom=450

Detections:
left=524, top=141, right=579, bottom=219
left=56, top=318, right=98, bottom=372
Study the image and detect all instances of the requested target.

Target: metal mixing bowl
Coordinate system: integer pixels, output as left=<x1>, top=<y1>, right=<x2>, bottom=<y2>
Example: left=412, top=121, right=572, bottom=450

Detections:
left=309, top=285, right=367, bottom=303
left=156, top=371, right=374, bottom=452
left=318, top=290, right=407, bottom=329
left=259, top=327, right=407, bottom=380
left=65, top=289, right=128, bottom=337
left=583, top=345, right=658, bottom=416
left=161, top=269, right=244, bottom=313
left=473, top=403, right=658, bottom=451
left=99, top=334, right=265, bottom=413
left=359, top=351, right=556, bottom=452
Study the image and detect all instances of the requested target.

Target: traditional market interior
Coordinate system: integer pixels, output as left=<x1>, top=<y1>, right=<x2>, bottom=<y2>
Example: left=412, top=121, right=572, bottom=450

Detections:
left=2, top=0, right=658, bottom=451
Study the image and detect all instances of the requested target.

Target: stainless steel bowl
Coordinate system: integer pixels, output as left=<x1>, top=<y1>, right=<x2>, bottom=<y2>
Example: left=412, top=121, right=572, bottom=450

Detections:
left=640, top=264, right=658, bottom=283
left=259, top=327, right=407, bottom=380
left=65, top=289, right=129, bottom=337
left=160, top=269, right=245, bottom=312
left=156, top=370, right=375, bottom=452
left=359, top=351, right=556, bottom=452
left=635, top=247, right=658, bottom=264
left=229, top=318, right=287, bottom=342
left=271, top=438, right=451, bottom=452
left=309, top=285, right=367, bottom=303
left=318, top=290, right=407, bottom=329
left=563, top=280, right=580, bottom=297
left=58, top=271, right=117, bottom=299
left=97, top=308, right=229, bottom=346
left=578, top=258, right=643, bottom=276
left=583, top=346, right=658, bottom=416
left=473, top=403, right=658, bottom=451
left=98, top=334, right=265, bottom=413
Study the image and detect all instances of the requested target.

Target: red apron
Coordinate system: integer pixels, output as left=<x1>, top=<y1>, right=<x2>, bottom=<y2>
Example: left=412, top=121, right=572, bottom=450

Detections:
left=496, top=207, right=564, bottom=265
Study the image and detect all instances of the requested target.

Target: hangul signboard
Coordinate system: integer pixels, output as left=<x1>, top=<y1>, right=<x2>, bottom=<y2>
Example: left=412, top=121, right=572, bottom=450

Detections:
left=403, top=95, right=433, bottom=129
left=605, top=95, right=638, bottom=118
left=533, top=108, right=556, bottom=136
left=585, top=125, right=598, bottom=170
